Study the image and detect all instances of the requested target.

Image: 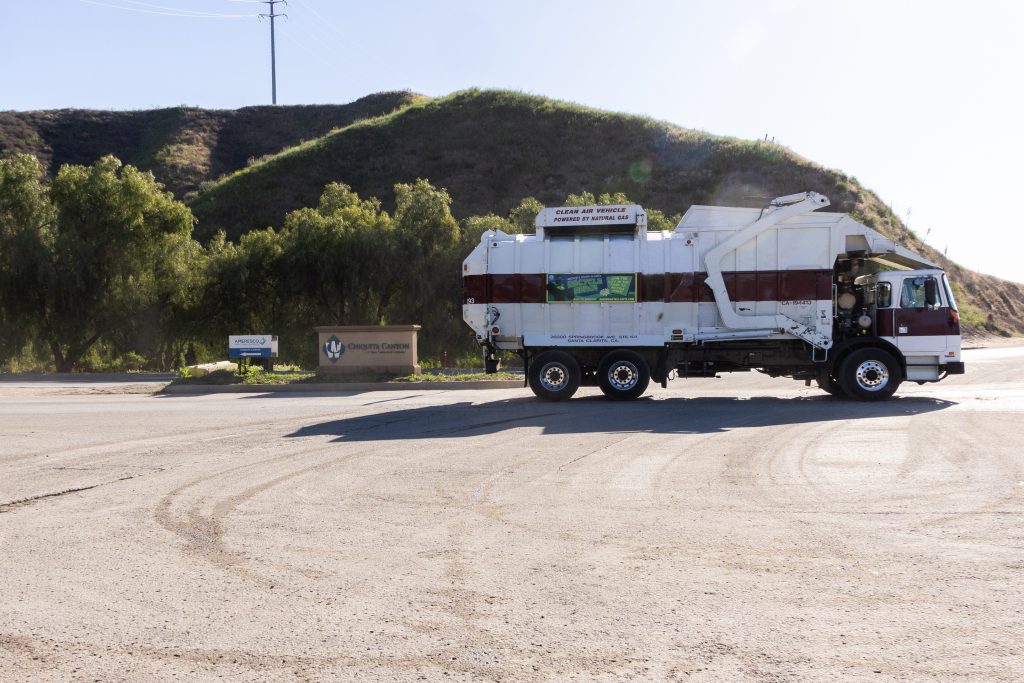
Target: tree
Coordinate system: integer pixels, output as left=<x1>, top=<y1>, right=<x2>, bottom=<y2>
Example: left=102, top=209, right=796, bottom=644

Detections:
left=385, top=179, right=461, bottom=356
left=564, top=190, right=631, bottom=207
left=1, top=155, right=197, bottom=371
left=188, top=231, right=262, bottom=348
left=507, top=197, right=543, bottom=233
left=280, top=182, right=394, bottom=325
left=460, top=214, right=512, bottom=258
left=646, top=208, right=682, bottom=232
left=0, top=155, right=54, bottom=364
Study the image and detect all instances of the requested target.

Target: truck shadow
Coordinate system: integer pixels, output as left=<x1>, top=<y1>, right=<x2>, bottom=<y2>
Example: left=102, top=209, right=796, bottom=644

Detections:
left=284, top=394, right=955, bottom=442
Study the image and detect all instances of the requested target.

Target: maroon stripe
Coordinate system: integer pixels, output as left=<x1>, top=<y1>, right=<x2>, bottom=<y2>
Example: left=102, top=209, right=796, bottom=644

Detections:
left=877, top=308, right=961, bottom=337
left=463, top=274, right=487, bottom=304
left=464, top=270, right=834, bottom=304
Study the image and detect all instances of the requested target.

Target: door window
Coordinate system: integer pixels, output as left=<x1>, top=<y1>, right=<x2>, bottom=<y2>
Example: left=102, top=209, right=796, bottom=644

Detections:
left=900, top=277, right=941, bottom=309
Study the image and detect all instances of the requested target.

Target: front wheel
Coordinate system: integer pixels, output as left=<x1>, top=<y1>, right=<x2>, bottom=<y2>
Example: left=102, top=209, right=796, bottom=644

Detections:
left=597, top=350, right=650, bottom=400
left=838, top=348, right=902, bottom=401
left=528, top=351, right=581, bottom=401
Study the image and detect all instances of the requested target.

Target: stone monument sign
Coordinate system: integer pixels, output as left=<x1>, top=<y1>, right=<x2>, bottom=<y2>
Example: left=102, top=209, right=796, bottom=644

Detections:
left=316, top=325, right=421, bottom=378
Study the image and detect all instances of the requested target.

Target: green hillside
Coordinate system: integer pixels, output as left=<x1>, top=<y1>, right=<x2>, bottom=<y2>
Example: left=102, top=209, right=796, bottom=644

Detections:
left=188, top=89, right=890, bottom=239
left=0, top=91, right=421, bottom=198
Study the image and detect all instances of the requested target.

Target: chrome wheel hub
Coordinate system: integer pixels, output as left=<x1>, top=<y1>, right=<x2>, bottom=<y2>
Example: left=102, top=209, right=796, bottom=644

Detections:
left=539, top=363, right=569, bottom=392
left=607, top=361, right=639, bottom=391
left=855, top=360, right=889, bottom=391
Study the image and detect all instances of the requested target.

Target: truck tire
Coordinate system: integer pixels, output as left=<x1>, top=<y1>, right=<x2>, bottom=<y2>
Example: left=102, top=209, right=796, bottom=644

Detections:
left=529, top=351, right=581, bottom=401
left=597, top=350, right=650, bottom=400
left=815, top=369, right=845, bottom=397
left=838, top=348, right=902, bottom=401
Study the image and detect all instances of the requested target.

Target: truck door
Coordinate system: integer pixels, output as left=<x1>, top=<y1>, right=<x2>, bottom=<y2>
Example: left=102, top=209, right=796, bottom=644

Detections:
left=892, top=275, right=956, bottom=354
left=884, top=274, right=962, bottom=381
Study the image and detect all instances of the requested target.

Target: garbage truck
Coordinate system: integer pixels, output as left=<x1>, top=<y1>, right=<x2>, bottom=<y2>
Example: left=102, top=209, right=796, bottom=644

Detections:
left=462, top=191, right=964, bottom=401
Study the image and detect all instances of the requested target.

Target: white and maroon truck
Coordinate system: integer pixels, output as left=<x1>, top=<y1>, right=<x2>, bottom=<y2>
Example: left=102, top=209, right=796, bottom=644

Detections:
left=463, top=191, right=964, bottom=401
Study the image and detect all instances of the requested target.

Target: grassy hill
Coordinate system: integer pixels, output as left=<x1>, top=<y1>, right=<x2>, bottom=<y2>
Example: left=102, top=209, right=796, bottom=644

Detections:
left=188, top=89, right=887, bottom=239
left=0, top=91, right=421, bottom=198
left=2, top=89, right=1021, bottom=337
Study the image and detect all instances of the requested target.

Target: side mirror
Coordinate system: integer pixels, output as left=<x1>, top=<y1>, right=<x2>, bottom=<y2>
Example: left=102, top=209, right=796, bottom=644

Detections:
left=925, top=278, right=938, bottom=307
left=876, top=283, right=892, bottom=308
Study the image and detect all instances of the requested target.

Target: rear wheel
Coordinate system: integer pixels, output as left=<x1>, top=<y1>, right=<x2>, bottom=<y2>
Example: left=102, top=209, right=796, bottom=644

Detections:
left=528, top=351, right=581, bottom=401
left=838, top=348, right=902, bottom=401
left=597, top=350, right=650, bottom=400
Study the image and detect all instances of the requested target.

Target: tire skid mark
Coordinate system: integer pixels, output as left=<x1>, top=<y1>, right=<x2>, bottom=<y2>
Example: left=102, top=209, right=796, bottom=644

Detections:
left=1, top=629, right=649, bottom=681
left=6, top=401, right=404, bottom=528
left=556, top=432, right=637, bottom=471
left=786, top=420, right=875, bottom=569
left=0, top=475, right=137, bottom=514
left=649, top=428, right=746, bottom=509
left=153, top=443, right=371, bottom=584
left=1, top=404, right=372, bottom=467
left=916, top=410, right=1024, bottom=532
left=417, top=431, right=580, bottom=673
left=465, top=430, right=669, bottom=550
left=720, top=418, right=872, bottom=574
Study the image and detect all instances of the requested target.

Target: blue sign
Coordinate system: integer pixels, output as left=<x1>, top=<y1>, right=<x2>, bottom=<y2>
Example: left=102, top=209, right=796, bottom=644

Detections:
left=228, top=347, right=274, bottom=358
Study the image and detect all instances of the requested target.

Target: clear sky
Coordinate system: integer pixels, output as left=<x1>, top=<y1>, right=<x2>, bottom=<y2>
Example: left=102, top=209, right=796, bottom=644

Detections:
left=4, top=1, right=1024, bottom=283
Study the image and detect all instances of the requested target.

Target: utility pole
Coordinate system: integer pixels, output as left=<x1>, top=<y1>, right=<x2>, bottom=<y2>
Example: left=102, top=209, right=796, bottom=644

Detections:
left=260, top=1, right=287, bottom=105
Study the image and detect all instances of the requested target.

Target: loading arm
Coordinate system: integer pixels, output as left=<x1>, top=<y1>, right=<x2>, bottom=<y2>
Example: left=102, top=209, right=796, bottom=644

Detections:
left=702, top=191, right=834, bottom=349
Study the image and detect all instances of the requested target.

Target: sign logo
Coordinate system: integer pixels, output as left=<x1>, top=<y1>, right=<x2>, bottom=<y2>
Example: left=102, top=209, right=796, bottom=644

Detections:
left=323, top=335, right=345, bottom=362
left=232, top=336, right=267, bottom=345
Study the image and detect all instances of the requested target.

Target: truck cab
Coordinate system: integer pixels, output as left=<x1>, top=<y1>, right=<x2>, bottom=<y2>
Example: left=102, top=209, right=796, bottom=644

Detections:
left=855, top=270, right=964, bottom=380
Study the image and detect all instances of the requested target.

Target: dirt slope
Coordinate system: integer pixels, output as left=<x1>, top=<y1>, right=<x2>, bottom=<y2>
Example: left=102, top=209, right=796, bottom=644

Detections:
left=0, top=91, right=421, bottom=198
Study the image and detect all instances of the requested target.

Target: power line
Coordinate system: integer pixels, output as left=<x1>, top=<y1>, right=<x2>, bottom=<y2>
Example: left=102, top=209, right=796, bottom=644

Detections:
left=278, top=27, right=342, bottom=76
left=283, top=14, right=348, bottom=60
left=79, top=0, right=288, bottom=104
left=118, top=0, right=249, bottom=13
left=77, top=0, right=255, bottom=18
left=289, top=0, right=364, bottom=52
left=291, top=0, right=347, bottom=42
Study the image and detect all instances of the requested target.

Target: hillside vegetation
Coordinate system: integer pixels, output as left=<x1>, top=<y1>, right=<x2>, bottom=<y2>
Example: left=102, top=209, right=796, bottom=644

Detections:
left=0, top=91, right=421, bottom=198
left=2, top=89, right=1021, bottom=343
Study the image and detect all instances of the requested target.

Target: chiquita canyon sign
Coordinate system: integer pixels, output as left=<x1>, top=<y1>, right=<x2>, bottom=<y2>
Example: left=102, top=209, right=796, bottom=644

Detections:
left=315, top=325, right=421, bottom=377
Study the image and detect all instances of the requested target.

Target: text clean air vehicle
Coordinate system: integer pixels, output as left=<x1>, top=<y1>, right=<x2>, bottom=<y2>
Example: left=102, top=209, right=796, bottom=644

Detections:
left=463, top=192, right=964, bottom=401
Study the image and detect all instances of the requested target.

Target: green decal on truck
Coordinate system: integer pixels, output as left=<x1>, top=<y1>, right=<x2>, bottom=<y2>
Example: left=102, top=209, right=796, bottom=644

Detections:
left=546, top=273, right=637, bottom=303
